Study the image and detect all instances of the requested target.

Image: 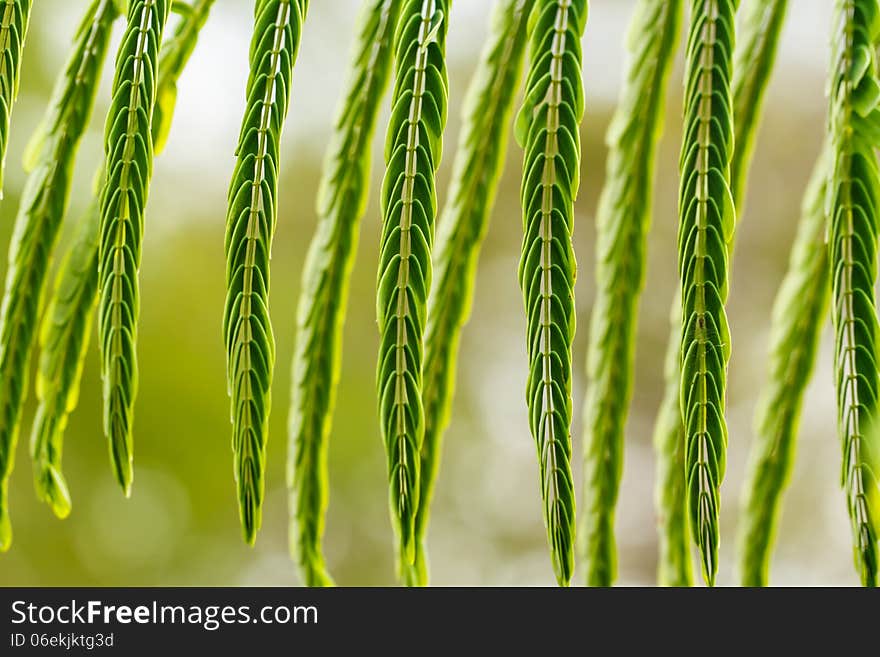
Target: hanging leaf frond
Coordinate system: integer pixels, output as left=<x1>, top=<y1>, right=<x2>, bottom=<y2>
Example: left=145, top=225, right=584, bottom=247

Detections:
left=376, top=0, right=449, bottom=572
left=407, top=0, right=532, bottom=588
left=225, top=0, right=308, bottom=544
left=720, top=0, right=795, bottom=587
left=289, top=0, right=400, bottom=588
left=737, top=146, right=830, bottom=586
left=30, top=194, right=101, bottom=521
left=827, top=0, right=880, bottom=587
left=514, top=0, right=587, bottom=586
left=25, top=0, right=121, bottom=522
left=0, top=0, right=117, bottom=550
left=29, top=0, right=211, bottom=527
left=0, top=0, right=32, bottom=197
left=97, top=0, right=172, bottom=497
left=730, top=0, right=787, bottom=210
left=581, top=0, right=681, bottom=587
left=677, top=0, right=738, bottom=587
left=654, top=0, right=785, bottom=586
left=152, top=0, right=216, bottom=155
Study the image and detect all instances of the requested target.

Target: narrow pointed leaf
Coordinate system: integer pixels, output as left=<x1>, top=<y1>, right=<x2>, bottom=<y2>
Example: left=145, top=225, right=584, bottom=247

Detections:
left=97, top=0, right=172, bottom=497
left=152, top=0, right=216, bottom=155
left=655, top=0, right=785, bottom=586
left=581, top=0, right=682, bottom=586
left=289, top=0, right=401, bottom=587
left=729, top=0, right=787, bottom=210
left=224, top=0, right=309, bottom=545
left=376, top=0, right=449, bottom=575
left=677, top=0, right=739, bottom=587
left=515, top=0, right=587, bottom=587
left=826, top=0, right=880, bottom=587
left=407, top=0, right=532, bottom=587
left=29, top=0, right=212, bottom=525
left=31, top=195, right=102, bottom=521
left=737, top=146, right=830, bottom=586
left=0, top=0, right=117, bottom=550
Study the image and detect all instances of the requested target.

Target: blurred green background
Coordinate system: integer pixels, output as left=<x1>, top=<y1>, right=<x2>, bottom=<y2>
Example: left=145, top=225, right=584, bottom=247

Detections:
left=0, top=0, right=853, bottom=586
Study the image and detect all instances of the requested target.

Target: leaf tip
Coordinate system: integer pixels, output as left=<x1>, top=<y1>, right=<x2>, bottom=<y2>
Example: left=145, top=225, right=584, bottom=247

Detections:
left=700, top=548, right=718, bottom=588
left=554, top=557, right=573, bottom=587
left=115, top=461, right=133, bottom=498
left=36, top=465, right=73, bottom=520
left=108, top=421, right=134, bottom=496
left=240, top=502, right=261, bottom=546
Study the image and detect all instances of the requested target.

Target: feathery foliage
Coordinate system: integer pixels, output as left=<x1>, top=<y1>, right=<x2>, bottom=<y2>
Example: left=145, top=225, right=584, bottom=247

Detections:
left=653, top=299, right=693, bottom=586
left=289, top=0, right=400, bottom=588
left=30, top=0, right=213, bottom=524
left=97, top=0, right=171, bottom=497
left=729, top=0, right=787, bottom=209
left=581, top=0, right=681, bottom=587
left=0, top=0, right=31, bottom=197
left=0, top=0, right=118, bottom=549
left=225, top=0, right=308, bottom=544
left=826, top=0, right=880, bottom=587
left=376, top=0, right=449, bottom=572
left=406, top=0, right=532, bottom=587
left=152, top=0, right=216, bottom=155
left=515, top=0, right=587, bottom=586
left=24, top=0, right=121, bottom=521
left=654, top=0, right=785, bottom=586
left=677, top=0, right=738, bottom=586
left=737, top=148, right=830, bottom=586
left=31, top=195, right=101, bottom=521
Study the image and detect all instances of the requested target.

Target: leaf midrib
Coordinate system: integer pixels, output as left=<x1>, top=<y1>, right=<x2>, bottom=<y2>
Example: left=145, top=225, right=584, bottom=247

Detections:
left=26, top=1, right=112, bottom=240
left=536, top=0, right=574, bottom=539
left=834, top=1, right=871, bottom=557
left=689, top=1, right=723, bottom=574
left=236, top=0, right=290, bottom=437
left=390, top=0, right=437, bottom=518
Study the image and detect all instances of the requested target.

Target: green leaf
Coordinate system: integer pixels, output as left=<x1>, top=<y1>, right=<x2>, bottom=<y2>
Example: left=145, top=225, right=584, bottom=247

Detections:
left=737, top=146, right=830, bottom=586
left=730, top=0, right=788, bottom=211
left=29, top=0, right=211, bottom=529
left=403, top=0, right=532, bottom=588
left=288, top=0, right=401, bottom=587
left=376, top=0, right=449, bottom=574
left=0, top=0, right=117, bottom=551
left=0, top=0, right=32, bottom=198
left=677, top=0, right=738, bottom=587
left=152, top=0, right=216, bottom=155
left=515, top=0, right=587, bottom=587
left=581, top=0, right=682, bottom=587
left=30, top=196, right=102, bottom=522
left=97, top=0, right=172, bottom=496
left=224, top=0, right=309, bottom=545
left=655, top=0, right=784, bottom=587
left=826, top=0, right=880, bottom=587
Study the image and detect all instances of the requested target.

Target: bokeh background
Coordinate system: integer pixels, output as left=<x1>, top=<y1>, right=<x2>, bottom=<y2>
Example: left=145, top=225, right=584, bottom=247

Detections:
left=0, top=0, right=850, bottom=586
